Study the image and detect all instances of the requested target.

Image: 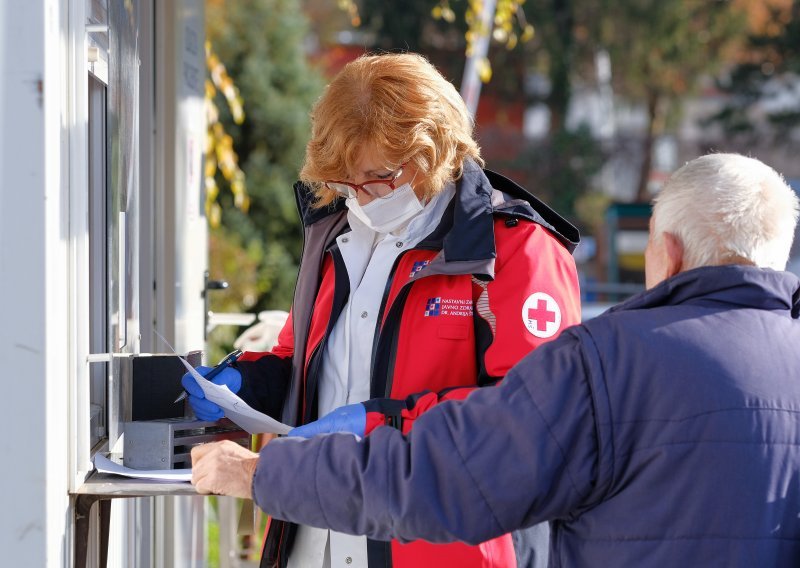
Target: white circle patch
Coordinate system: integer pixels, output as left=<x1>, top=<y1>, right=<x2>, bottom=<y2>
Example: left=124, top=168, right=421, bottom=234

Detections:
left=521, top=292, right=561, bottom=338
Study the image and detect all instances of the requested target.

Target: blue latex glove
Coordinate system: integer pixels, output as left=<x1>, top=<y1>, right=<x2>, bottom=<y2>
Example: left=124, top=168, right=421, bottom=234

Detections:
left=289, top=403, right=366, bottom=438
left=181, top=365, right=242, bottom=421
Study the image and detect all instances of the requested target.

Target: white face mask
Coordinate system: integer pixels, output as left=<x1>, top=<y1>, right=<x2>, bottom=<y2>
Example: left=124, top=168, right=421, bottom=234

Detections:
left=346, top=183, right=424, bottom=234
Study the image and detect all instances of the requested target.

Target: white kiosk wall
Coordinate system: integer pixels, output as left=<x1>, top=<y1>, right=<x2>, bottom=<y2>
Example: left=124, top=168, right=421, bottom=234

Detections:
left=0, top=0, right=71, bottom=565
left=0, top=0, right=208, bottom=565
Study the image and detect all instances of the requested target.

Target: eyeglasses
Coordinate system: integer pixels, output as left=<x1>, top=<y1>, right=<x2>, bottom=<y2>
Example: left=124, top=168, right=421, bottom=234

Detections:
left=325, top=165, right=406, bottom=200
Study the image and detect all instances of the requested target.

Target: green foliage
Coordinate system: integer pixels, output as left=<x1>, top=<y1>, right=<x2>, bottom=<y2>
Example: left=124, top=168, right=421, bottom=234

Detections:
left=496, top=125, right=606, bottom=223
left=356, top=1, right=533, bottom=91
left=710, top=1, right=800, bottom=142
left=206, top=496, right=220, bottom=568
left=594, top=0, right=746, bottom=200
left=360, top=0, right=442, bottom=52
left=601, top=0, right=746, bottom=102
left=522, top=0, right=585, bottom=132
left=486, top=0, right=746, bottom=201
left=206, top=0, right=325, bottom=325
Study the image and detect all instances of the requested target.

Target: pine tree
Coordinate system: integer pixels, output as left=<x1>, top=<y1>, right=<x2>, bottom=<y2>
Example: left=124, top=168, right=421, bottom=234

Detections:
left=206, top=0, right=324, bottom=326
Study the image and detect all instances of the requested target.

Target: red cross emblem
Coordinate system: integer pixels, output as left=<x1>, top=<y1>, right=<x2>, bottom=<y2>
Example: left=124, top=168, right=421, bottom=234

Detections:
left=527, top=299, right=556, bottom=332
left=521, top=292, right=561, bottom=338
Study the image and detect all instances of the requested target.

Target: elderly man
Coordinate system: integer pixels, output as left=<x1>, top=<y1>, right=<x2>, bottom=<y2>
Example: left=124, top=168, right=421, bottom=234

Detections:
left=193, top=153, right=800, bottom=566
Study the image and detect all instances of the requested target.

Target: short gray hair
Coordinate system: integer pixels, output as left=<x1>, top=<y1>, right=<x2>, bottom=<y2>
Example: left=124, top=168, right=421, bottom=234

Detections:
left=653, top=153, right=799, bottom=270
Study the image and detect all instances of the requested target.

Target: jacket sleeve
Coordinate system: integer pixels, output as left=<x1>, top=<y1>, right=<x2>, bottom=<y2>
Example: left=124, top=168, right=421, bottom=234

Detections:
left=234, top=310, right=294, bottom=419
left=364, top=220, right=582, bottom=434
left=253, top=329, right=601, bottom=544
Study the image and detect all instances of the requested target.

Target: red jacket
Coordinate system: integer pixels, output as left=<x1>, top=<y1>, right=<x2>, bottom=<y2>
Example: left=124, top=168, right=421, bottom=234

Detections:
left=236, top=161, right=581, bottom=568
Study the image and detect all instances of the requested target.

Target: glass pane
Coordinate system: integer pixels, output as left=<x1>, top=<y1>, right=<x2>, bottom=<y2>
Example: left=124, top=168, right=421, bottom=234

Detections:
left=88, top=75, right=108, bottom=448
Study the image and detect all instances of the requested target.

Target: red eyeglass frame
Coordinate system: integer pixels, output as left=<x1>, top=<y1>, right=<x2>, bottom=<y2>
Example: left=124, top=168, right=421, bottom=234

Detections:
left=324, top=164, right=407, bottom=198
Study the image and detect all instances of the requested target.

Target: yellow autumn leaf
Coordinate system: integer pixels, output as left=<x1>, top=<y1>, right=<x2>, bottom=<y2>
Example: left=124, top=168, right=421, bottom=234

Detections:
left=521, top=24, right=535, bottom=42
left=477, top=58, right=492, bottom=83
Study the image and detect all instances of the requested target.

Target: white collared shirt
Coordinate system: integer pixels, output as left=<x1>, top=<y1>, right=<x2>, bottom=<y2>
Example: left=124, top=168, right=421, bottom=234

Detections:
left=287, top=184, right=455, bottom=568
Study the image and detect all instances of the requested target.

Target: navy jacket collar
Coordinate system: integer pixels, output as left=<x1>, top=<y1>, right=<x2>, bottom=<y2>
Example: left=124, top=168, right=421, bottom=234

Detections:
left=436, top=161, right=496, bottom=262
left=610, top=265, right=800, bottom=318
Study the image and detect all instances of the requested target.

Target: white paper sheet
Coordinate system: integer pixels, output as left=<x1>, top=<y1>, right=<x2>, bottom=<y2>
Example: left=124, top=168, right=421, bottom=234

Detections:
left=177, top=356, right=293, bottom=436
left=94, top=453, right=192, bottom=482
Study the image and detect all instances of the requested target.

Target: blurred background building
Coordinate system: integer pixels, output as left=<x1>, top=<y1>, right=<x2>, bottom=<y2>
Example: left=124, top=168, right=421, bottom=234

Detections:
left=206, top=0, right=800, bottom=351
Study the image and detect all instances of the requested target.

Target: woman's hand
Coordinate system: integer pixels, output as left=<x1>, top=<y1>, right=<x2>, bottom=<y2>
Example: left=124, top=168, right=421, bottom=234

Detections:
left=181, top=366, right=243, bottom=421
left=288, top=403, right=366, bottom=438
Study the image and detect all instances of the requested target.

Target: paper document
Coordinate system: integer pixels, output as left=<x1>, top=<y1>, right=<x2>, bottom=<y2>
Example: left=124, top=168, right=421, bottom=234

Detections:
left=94, top=453, right=192, bottom=482
left=177, top=357, right=293, bottom=436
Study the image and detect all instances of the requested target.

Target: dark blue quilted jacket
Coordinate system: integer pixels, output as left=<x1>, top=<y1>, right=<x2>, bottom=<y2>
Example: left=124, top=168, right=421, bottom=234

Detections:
left=255, top=265, right=800, bottom=567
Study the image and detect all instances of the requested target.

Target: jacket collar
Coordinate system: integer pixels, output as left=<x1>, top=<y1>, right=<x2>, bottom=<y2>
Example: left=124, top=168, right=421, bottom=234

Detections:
left=434, top=160, right=496, bottom=262
left=417, top=159, right=580, bottom=258
left=293, top=158, right=580, bottom=264
left=294, top=181, right=348, bottom=227
left=609, top=265, right=800, bottom=318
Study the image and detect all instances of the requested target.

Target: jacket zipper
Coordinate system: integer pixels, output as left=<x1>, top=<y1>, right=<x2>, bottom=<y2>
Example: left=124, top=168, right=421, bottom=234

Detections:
left=369, top=250, right=408, bottom=391
left=370, top=247, right=441, bottom=398
left=302, top=245, right=350, bottom=423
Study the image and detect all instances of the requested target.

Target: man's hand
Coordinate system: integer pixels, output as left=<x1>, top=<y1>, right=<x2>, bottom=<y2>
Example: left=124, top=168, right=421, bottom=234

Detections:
left=289, top=403, right=366, bottom=438
left=191, top=440, right=259, bottom=499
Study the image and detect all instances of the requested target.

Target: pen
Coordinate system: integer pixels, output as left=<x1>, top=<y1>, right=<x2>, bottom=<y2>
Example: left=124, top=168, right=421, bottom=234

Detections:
left=174, top=349, right=243, bottom=403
